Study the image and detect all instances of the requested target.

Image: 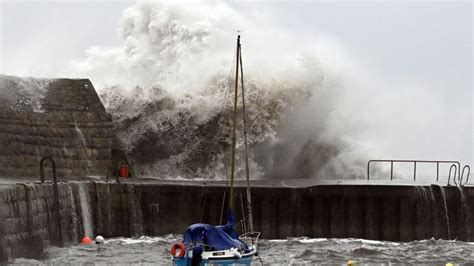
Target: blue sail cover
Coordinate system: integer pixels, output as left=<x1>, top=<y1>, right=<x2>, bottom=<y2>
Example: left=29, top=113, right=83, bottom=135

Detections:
left=183, top=209, right=245, bottom=251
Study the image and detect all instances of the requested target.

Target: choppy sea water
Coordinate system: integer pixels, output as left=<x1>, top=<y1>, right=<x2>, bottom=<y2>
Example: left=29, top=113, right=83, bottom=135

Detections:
left=12, top=235, right=474, bottom=265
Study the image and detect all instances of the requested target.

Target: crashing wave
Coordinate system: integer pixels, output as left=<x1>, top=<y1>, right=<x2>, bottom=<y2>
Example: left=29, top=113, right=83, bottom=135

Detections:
left=81, top=1, right=368, bottom=180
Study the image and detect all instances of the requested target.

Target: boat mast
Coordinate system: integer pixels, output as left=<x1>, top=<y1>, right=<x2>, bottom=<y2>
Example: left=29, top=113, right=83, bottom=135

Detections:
left=229, top=35, right=240, bottom=211
left=239, top=45, right=254, bottom=232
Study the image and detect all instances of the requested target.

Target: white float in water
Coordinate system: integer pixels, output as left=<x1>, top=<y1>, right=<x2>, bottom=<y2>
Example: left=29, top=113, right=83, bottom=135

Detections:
left=95, top=235, right=104, bottom=244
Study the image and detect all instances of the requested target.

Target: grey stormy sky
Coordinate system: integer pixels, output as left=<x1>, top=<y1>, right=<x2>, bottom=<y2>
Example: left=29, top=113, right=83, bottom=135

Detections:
left=0, top=0, right=472, bottom=176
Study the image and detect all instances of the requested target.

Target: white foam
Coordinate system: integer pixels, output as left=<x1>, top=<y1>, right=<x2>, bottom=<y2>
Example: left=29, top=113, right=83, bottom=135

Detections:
left=268, top=239, right=288, bottom=243
left=299, top=238, right=328, bottom=243
left=109, top=235, right=180, bottom=245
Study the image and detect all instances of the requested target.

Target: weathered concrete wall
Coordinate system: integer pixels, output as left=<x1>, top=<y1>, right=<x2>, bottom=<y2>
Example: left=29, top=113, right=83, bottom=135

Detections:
left=92, top=183, right=143, bottom=238
left=130, top=184, right=474, bottom=242
left=0, top=75, right=118, bottom=178
left=0, top=183, right=95, bottom=261
left=1, top=182, right=473, bottom=262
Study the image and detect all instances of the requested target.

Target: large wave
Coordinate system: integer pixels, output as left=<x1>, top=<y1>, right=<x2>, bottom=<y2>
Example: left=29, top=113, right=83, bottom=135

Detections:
left=76, top=1, right=368, bottom=180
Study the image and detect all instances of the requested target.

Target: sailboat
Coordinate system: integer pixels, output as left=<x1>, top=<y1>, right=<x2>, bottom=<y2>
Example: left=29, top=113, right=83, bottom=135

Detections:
left=171, top=35, right=260, bottom=265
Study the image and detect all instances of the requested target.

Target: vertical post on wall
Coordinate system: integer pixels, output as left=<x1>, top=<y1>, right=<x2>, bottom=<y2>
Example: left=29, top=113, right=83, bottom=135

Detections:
left=413, top=161, right=417, bottom=181
left=40, top=156, right=63, bottom=246
left=390, top=161, right=394, bottom=180
left=436, top=162, right=439, bottom=182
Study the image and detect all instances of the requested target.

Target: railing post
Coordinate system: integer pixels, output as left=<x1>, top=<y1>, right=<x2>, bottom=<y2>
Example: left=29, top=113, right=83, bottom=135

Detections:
left=413, top=161, right=417, bottom=181
left=448, top=164, right=457, bottom=186
left=390, top=161, right=394, bottom=180
left=436, top=162, right=439, bottom=181
left=457, top=162, right=461, bottom=184
left=367, top=161, right=371, bottom=180
left=367, top=159, right=463, bottom=184
left=461, top=165, right=470, bottom=186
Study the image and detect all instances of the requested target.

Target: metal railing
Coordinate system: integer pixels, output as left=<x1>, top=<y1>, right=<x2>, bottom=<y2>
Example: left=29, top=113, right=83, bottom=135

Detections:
left=461, top=165, right=470, bottom=185
left=367, top=159, right=461, bottom=181
left=40, top=156, right=57, bottom=184
left=39, top=156, right=63, bottom=246
left=449, top=164, right=471, bottom=186
left=448, top=164, right=458, bottom=186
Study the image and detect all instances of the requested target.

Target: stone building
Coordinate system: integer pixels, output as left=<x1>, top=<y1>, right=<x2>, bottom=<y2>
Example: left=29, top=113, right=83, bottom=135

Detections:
left=0, top=74, right=123, bottom=179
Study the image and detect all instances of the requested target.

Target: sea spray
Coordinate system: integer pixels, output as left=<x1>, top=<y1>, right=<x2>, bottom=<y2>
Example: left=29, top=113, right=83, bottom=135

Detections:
left=74, top=123, right=88, bottom=149
left=99, top=57, right=366, bottom=180
left=74, top=120, right=94, bottom=170
left=77, top=1, right=374, bottom=180
left=438, top=186, right=451, bottom=239
left=66, top=184, right=79, bottom=242
left=456, top=186, right=471, bottom=240
left=0, top=74, right=50, bottom=112
left=415, top=186, right=431, bottom=238
left=78, top=183, right=93, bottom=238
left=125, top=184, right=144, bottom=236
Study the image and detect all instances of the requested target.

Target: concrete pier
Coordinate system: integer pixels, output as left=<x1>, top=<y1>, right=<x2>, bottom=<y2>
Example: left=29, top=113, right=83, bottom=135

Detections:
left=0, top=181, right=472, bottom=261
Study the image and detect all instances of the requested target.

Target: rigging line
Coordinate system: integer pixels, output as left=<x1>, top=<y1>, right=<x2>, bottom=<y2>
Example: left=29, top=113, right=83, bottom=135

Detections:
left=224, top=51, right=237, bottom=185
left=240, top=192, right=247, bottom=234
left=229, top=35, right=240, bottom=211
left=220, top=40, right=237, bottom=119
left=219, top=191, right=227, bottom=225
left=234, top=214, right=252, bottom=234
left=216, top=41, right=237, bottom=184
left=223, top=47, right=237, bottom=110
left=239, top=42, right=254, bottom=233
left=199, top=186, right=208, bottom=223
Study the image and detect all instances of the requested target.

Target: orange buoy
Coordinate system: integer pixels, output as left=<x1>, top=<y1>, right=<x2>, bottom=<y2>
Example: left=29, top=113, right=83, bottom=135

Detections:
left=170, top=243, right=186, bottom=257
left=81, top=236, right=93, bottom=245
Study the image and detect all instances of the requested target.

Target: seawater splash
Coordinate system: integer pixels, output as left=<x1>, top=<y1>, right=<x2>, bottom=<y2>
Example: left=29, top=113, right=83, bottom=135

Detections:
left=74, top=122, right=88, bottom=148
left=0, top=74, right=50, bottom=112
left=78, top=183, right=93, bottom=238
left=438, top=186, right=451, bottom=240
left=66, top=184, right=79, bottom=242
left=125, top=184, right=144, bottom=236
left=426, top=186, right=437, bottom=234
left=88, top=1, right=369, bottom=180
left=74, top=120, right=94, bottom=170
left=416, top=186, right=431, bottom=235
left=456, top=186, right=471, bottom=240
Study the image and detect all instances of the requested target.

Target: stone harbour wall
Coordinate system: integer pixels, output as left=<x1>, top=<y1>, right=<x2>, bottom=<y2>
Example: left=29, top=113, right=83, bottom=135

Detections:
left=133, top=184, right=474, bottom=242
left=0, top=181, right=144, bottom=261
left=0, top=182, right=102, bottom=261
left=0, top=182, right=473, bottom=262
left=0, top=75, right=120, bottom=179
left=93, top=183, right=143, bottom=238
